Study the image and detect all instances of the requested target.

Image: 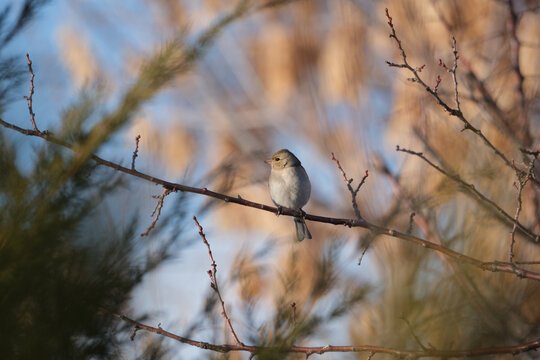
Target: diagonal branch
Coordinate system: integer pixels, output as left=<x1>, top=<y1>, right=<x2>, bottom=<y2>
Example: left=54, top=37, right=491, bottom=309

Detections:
left=1, top=117, right=539, bottom=281
left=395, top=145, right=539, bottom=243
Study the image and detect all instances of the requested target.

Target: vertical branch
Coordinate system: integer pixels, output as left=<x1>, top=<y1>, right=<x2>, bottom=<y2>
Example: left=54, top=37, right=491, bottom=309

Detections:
left=510, top=151, right=538, bottom=261
left=23, top=53, right=39, bottom=132
left=450, top=35, right=461, bottom=112
left=131, top=134, right=141, bottom=170
left=193, top=216, right=244, bottom=346
left=509, top=179, right=524, bottom=263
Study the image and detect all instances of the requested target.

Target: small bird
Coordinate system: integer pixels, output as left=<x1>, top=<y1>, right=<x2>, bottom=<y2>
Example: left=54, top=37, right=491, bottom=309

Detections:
left=265, top=149, right=312, bottom=241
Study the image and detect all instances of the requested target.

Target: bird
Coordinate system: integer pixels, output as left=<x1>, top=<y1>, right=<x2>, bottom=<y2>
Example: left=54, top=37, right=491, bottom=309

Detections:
left=265, top=149, right=312, bottom=241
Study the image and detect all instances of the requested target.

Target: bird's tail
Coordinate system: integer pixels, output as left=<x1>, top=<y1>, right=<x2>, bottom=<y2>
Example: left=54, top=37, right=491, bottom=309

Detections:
left=294, top=217, right=312, bottom=242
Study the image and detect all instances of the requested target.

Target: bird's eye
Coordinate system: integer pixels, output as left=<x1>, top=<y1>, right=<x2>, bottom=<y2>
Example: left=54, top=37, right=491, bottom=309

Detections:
left=275, top=157, right=280, bottom=161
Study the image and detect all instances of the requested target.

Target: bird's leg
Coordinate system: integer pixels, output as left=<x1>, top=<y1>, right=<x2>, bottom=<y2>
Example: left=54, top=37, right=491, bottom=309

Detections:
left=276, top=205, right=283, bottom=216
left=298, top=208, right=307, bottom=219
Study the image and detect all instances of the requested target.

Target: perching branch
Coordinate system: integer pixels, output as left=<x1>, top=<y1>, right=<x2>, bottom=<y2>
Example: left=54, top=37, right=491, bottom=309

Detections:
left=1, top=117, right=539, bottom=281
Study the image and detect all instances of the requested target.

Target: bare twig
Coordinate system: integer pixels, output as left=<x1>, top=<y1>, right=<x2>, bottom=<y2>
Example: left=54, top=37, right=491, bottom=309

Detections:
left=23, top=54, right=39, bottom=132
left=509, top=179, right=525, bottom=262
left=193, top=216, right=244, bottom=346
left=385, top=9, right=519, bottom=173
left=510, top=154, right=537, bottom=261
left=1, top=119, right=539, bottom=280
left=131, top=134, right=141, bottom=170
left=438, top=35, right=461, bottom=112
left=114, top=312, right=540, bottom=358
left=331, top=152, right=368, bottom=220
left=141, top=187, right=171, bottom=236
left=428, top=0, right=524, bottom=145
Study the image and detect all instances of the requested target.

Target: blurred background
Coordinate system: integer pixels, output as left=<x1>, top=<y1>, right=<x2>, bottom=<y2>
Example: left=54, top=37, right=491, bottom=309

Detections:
left=1, top=0, right=539, bottom=359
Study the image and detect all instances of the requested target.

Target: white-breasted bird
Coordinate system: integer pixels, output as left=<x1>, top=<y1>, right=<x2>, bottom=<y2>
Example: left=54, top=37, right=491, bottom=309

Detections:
left=265, top=149, right=312, bottom=241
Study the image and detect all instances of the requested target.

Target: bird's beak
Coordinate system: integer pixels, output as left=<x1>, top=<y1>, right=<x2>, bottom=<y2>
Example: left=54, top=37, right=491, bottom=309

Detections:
left=264, top=159, right=272, bottom=165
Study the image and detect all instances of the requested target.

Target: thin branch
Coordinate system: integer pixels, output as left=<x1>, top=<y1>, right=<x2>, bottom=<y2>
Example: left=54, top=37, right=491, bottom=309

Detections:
left=193, top=216, right=244, bottom=346
left=114, top=313, right=540, bottom=358
left=331, top=152, right=368, bottom=220
left=395, top=145, right=539, bottom=243
left=510, top=154, right=537, bottom=261
left=509, top=179, right=525, bottom=262
left=141, top=187, right=171, bottom=237
left=131, top=134, right=141, bottom=170
left=1, top=117, right=539, bottom=281
left=385, top=8, right=519, bottom=173
left=23, top=53, right=39, bottom=132
left=401, top=317, right=429, bottom=351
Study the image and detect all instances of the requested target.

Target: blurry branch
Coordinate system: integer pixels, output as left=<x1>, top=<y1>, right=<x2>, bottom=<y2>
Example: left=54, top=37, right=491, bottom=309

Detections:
left=506, top=0, right=527, bottom=134
left=65, top=0, right=254, bottom=176
left=121, top=313, right=540, bottom=358
left=395, top=145, right=539, bottom=243
left=1, top=118, right=540, bottom=281
left=23, top=53, right=38, bottom=132
left=193, top=216, right=244, bottom=346
left=140, top=188, right=171, bottom=237
left=384, top=9, right=519, bottom=174
left=0, top=0, right=51, bottom=46
left=257, top=0, right=301, bottom=9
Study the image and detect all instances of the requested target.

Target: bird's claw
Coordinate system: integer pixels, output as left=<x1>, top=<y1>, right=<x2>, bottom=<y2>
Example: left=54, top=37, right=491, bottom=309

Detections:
left=276, top=205, right=283, bottom=216
left=298, top=208, right=306, bottom=219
